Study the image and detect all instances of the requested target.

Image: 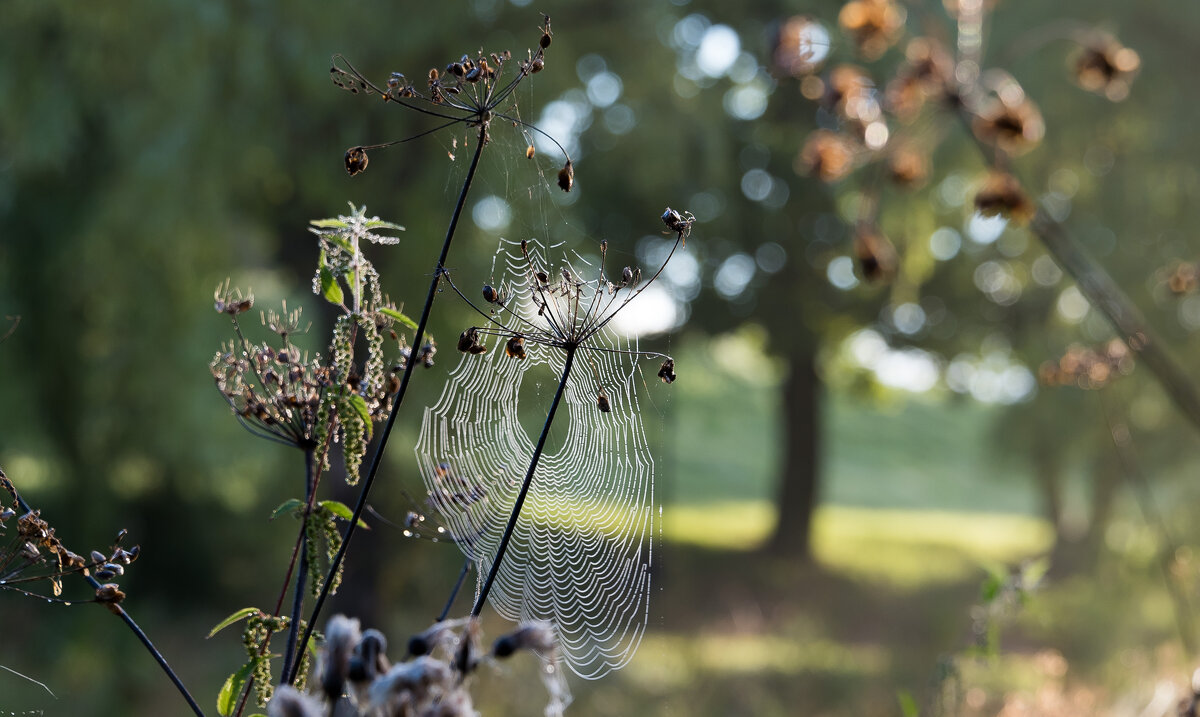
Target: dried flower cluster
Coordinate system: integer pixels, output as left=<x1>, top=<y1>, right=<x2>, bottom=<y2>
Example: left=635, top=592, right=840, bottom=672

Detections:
left=0, top=468, right=137, bottom=608
left=329, top=15, right=573, bottom=187
left=1071, top=34, right=1140, bottom=102
left=973, top=171, right=1035, bottom=224
left=266, top=615, right=569, bottom=717
left=1038, top=339, right=1134, bottom=390
left=1162, top=261, right=1200, bottom=296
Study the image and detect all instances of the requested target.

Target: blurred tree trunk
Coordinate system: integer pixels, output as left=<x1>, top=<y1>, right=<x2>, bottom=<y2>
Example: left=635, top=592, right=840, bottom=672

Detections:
left=765, top=344, right=821, bottom=560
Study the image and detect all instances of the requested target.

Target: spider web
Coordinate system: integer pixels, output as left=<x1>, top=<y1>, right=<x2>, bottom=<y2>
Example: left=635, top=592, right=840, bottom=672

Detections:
left=414, top=237, right=656, bottom=680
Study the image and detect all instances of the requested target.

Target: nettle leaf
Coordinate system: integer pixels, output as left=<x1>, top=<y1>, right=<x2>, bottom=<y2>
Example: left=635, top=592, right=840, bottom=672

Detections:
left=318, top=260, right=344, bottom=306
left=270, top=498, right=304, bottom=521
left=345, top=394, right=373, bottom=438
left=309, top=218, right=349, bottom=229
left=217, top=660, right=256, bottom=716
left=208, top=607, right=259, bottom=638
left=379, top=306, right=418, bottom=330
left=319, top=500, right=369, bottom=529
left=365, top=219, right=405, bottom=232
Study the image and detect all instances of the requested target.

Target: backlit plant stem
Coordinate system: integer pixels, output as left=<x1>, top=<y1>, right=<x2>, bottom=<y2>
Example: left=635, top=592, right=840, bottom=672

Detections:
left=472, top=346, right=576, bottom=617
left=287, top=124, right=488, bottom=683
left=279, top=447, right=317, bottom=683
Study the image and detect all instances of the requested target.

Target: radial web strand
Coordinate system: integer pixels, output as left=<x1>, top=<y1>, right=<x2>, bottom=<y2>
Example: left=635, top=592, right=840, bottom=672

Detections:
left=415, top=237, right=657, bottom=679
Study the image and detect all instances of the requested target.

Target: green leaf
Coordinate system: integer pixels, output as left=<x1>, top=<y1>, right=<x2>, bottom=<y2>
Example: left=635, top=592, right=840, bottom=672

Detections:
left=319, top=263, right=343, bottom=306
left=345, top=394, right=373, bottom=439
left=309, top=218, right=349, bottom=229
left=217, top=661, right=255, bottom=716
left=270, top=498, right=304, bottom=521
left=365, top=219, right=405, bottom=232
left=379, top=306, right=418, bottom=330
left=897, top=690, right=920, bottom=717
left=319, top=500, right=369, bottom=529
left=207, top=607, right=259, bottom=639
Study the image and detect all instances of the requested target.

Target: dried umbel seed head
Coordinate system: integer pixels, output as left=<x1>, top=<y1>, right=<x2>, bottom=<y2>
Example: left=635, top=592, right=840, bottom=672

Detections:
left=481, top=284, right=504, bottom=304
left=214, top=281, right=254, bottom=315
left=492, top=621, right=558, bottom=658
left=95, top=583, right=126, bottom=608
left=887, top=145, right=929, bottom=188
left=972, top=96, right=1045, bottom=157
left=1072, top=38, right=1140, bottom=101
left=456, top=328, right=487, bottom=355
left=853, top=226, right=898, bottom=283
left=1166, top=261, right=1200, bottom=295
left=596, top=391, right=611, bottom=413
left=974, top=171, right=1035, bottom=224
left=886, top=37, right=954, bottom=120
left=505, top=335, right=527, bottom=360
left=658, top=358, right=677, bottom=384
left=557, top=160, right=574, bottom=192
left=838, top=0, right=905, bottom=60
left=797, top=130, right=856, bottom=183
left=773, top=16, right=829, bottom=78
left=345, top=146, right=369, bottom=176
left=823, top=64, right=873, bottom=117
left=1039, top=339, right=1134, bottom=390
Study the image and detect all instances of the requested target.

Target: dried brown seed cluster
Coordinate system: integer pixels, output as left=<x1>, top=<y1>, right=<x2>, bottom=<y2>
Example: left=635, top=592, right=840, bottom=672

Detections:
left=974, top=171, right=1035, bottom=224
left=972, top=93, right=1045, bottom=157
left=773, top=16, right=828, bottom=78
left=1038, top=339, right=1133, bottom=390
left=661, top=206, right=696, bottom=244
left=838, top=0, right=905, bottom=60
left=853, top=226, right=898, bottom=283
left=1163, top=261, right=1200, bottom=296
left=886, top=144, right=929, bottom=188
left=797, top=130, right=856, bottom=183
left=1072, top=37, right=1140, bottom=101
left=885, top=37, right=954, bottom=121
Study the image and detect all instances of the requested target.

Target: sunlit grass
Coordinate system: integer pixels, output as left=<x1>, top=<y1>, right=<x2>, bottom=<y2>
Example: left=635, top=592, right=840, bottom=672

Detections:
left=664, top=501, right=1054, bottom=588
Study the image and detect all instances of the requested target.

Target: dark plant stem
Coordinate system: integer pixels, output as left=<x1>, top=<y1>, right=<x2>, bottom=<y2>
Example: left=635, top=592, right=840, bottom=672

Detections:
left=287, top=125, right=489, bottom=683
left=0, top=470, right=205, bottom=716
left=1097, top=391, right=1196, bottom=655
left=438, top=557, right=472, bottom=622
left=472, top=346, right=576, bottom=617
left=280, top=447, right=317, bottom=683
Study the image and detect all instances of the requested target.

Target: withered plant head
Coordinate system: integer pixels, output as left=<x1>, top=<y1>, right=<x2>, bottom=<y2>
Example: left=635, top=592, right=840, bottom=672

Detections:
left=1039, top=339, right=1133, bottom=390
left=838, top=0, right=905, bottom=60
left=885, top=37, right=954, bottom=121
left=773, top=16, right=829, bottom=78
left=212, top=205, right=417, bottom=482
left=887, top=143, right=930, bottom=188
left=974, top=171, right=1035, bottom=224
left=1071, top=35, right=1140, bottom=101
left=797, top=130, right=857, bottom=183
left=852, top=225, right=898, bottom=283
left=1163, top=261, right=1200, bottom=296
left=0, top=468, right=138, bottom=606
left=971, top=83, right=1045, bottom=157
left=444, top=209, right=690, bottom=410
left=329, top=15, right=573, bottom=186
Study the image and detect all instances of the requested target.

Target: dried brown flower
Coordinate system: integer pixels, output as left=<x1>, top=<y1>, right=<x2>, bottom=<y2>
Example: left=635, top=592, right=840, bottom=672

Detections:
left=972, top=95, right=1045, bottom=157
left=1072, top=37, right=1140, bottom=101
left=797, top=130, right=856, bottom=183
left=853, top=225, right=898, bottom=283
left=887, top=144, right=929, bottom=188
left=1039, top=339, right=1133, bottom=390
left=773, top=16, right=829, bottom=77
left=838, top=0, right=905, bottom=60
left=974, top=171, right=1035, bottom=224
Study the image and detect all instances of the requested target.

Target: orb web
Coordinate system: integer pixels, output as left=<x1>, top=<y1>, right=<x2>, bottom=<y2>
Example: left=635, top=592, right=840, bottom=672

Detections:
left=415, top=237, right=656, bottom=679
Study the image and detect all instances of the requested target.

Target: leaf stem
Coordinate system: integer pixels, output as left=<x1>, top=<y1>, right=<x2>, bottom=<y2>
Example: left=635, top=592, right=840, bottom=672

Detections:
left=472, top=346, right=576, bottom=617
left=287, top=124, right=489, bottom=683
left=279, top=447, right=317, bottom=683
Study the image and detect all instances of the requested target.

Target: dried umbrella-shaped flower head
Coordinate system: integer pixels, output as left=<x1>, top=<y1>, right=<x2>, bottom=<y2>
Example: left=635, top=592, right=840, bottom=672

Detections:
left=1072, top=36, right=1140, bottom=101
left=886, top=144, right=929, bottom=188
left=773, top=16, right=830, bottom=78
left=1164, top=261, right=1200, bottom=296
left=330, top=15, right=572, bottom=182
left=797, top=130, right=856, bottom=183
left=885, top=37, right=955, bottom=120
left=853, top=225, right=898, bottom=283
left=1038, top=339, right=1133, bottom=390
left=838, top=0, right=905, bottom=60
left=974, top=171, right=1036, bottom=224
left=971, top=89, right=1045, bottom=157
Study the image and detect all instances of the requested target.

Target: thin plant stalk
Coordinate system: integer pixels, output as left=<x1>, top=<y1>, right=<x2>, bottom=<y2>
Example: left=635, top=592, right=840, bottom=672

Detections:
left=0, top=469, right=205, bottom=717
left=287, top=125, right=488, bottom=683
left=279, top=447, right=317, bottom=682
left=472, top=346, right=576, bottom=617
left=438, top=557, right=473, bottom=622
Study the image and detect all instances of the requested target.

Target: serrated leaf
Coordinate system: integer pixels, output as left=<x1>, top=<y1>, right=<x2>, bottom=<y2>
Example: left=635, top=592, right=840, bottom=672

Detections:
left=319, top=264, right=343, bottom=306
left=365, top=219, right=405, bottom=232
left=270, top=498, right=304, bottom=522
left=310, top=218, right=349, bottom=229
left=379, top=306, right=418, bottom=330
left=208, top=607, right=259, bottom=639
left=319, top=500, right=369, bottom=529
left=217, top=661, right=255, bottom=716
left=345, top=394, right=373, bottom=439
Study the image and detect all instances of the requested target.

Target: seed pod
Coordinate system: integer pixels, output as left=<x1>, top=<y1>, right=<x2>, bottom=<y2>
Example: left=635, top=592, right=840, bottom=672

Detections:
left=482, top=284, right=500, bottom=304
left=658, top=359, right=677, bottom=384
left=345, top=147, right=369, bottom=176
left=457, top=329, right=479, bottom=353
left=540, top=32, right=552, bottom=49
left=530, top=57, right=545, bottom=73
left=597, top=392, right=611, bottom=413
left=506, top=336, right=527, bottom=360
left=526, top=144, right=536, bottom=159
left=557, top=160, right=574, bottom=192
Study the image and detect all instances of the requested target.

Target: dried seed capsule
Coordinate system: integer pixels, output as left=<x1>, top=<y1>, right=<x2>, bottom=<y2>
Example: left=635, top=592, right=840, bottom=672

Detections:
left=482, top=285, right=500, bottom=304
left=597, top=392, right=611, bottom=413
left=530, top=57, right=545, bottom=73
left=506, top=336, right=527, bottom=360
left=526, top=144, right=536, bottom=159
left=540, top=32, right=552, bottom=49
left=457, top=329, right=479, bottom=353
left=345, top=146, right=369, bottom=176
left=658, top=359, right=677, bottom=384
left=557, top=160, right=574, bottom=192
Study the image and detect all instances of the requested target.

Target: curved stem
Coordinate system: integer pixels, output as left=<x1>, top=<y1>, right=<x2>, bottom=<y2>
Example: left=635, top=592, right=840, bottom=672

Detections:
left=472, top=346, right=576, bottom=617
left=438, top=558, right=473, bottom=622
left=287, top=125, right=489, bottom=683
left=279, top=448, right=317, bottom=683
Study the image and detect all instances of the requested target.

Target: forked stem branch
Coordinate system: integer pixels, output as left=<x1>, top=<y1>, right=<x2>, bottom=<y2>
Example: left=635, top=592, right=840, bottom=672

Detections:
left=472, top=346, right=577, bottom=617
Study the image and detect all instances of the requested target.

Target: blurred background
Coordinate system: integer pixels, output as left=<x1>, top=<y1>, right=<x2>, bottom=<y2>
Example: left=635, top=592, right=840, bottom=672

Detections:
left=3, top=0, right=1200, bottom=714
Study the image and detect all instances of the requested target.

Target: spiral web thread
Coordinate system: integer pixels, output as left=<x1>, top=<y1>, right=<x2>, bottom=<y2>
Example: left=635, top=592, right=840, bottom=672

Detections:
left=415, top=237, right=656, bottom=679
